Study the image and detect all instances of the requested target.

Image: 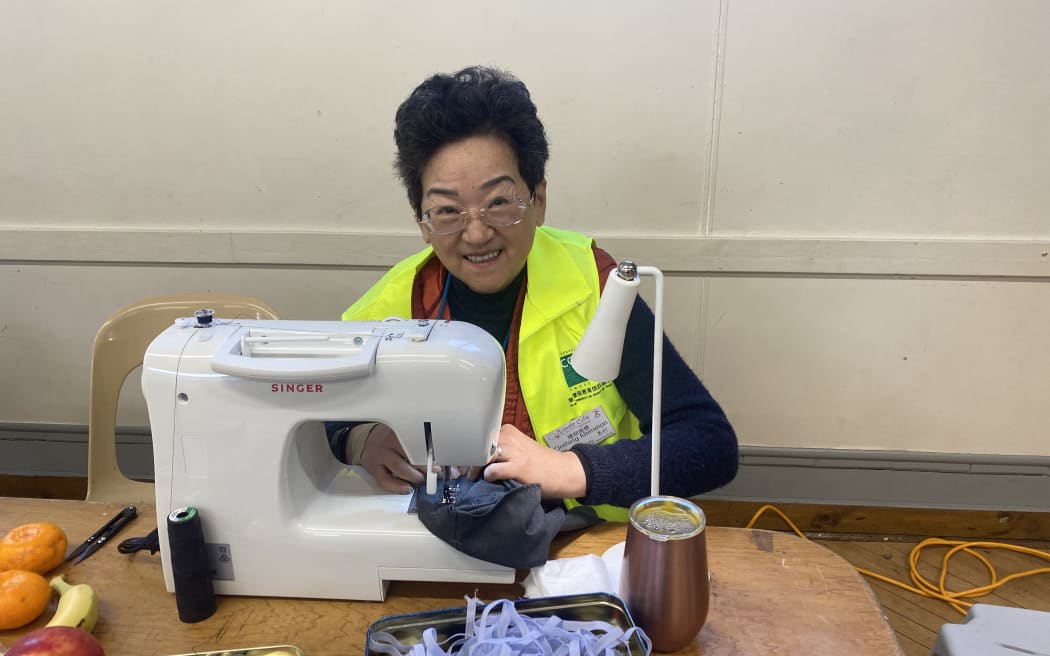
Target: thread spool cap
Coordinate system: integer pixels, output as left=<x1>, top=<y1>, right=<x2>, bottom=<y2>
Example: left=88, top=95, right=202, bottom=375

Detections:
left=194, top=309, right=215, bottom=327
left=169, top=506, right=198, bottom=523
left=616, top=260, right=638, bottom=280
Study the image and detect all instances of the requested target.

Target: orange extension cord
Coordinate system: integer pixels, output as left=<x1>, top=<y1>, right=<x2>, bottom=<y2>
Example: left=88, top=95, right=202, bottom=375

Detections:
left=744, top=504, right=1050, bottom=615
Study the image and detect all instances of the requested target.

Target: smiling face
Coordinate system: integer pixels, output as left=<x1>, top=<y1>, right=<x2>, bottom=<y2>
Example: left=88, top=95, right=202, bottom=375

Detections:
left=417, top=134, right=546, bottom=294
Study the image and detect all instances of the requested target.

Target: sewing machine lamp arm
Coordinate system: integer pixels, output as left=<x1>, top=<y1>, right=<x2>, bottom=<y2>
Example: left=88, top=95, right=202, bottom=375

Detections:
left=570, top=261, right=664, bottom=497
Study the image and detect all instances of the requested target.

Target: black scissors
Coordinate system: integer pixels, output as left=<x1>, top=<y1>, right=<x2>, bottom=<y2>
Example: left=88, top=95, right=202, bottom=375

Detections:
left=66, top=505, right=138, bottom=564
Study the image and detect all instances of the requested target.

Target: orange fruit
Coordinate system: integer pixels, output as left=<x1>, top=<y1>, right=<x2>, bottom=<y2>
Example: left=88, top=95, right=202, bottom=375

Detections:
left=0, top=569, right=51, bottom=630
left=0, top=522, right=68, bottom=574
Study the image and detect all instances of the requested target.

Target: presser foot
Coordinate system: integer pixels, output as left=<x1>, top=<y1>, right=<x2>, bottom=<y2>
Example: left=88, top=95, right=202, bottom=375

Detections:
left=406, top=476, right=459, bottom=514
left=441, top=466, right=459, bottom=505
left=442, top=485, right=458, bottom=505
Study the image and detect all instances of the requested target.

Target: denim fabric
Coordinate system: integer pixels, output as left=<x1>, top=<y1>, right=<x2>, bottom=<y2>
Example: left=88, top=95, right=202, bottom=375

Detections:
left=414, top=478, right=600, bottom=569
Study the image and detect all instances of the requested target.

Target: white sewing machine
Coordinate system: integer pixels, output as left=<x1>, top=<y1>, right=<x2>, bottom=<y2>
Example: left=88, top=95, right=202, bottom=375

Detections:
left=142, top=313, right=514, bottom=601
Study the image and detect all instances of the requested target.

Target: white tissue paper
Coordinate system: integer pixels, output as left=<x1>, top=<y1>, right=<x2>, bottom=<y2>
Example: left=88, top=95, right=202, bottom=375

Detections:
left=522, top=541, right=626, bottom=598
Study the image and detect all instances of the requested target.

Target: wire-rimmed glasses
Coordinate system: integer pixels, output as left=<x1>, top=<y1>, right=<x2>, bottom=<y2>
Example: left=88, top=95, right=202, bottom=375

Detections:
left=419, top=189, right=534, bottom=236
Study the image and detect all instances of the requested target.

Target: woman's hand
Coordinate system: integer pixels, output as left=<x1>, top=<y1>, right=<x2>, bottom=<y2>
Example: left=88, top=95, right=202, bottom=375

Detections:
left=476, top=424, right=587, bottom=500
left=359, top=424, right=426, bottom=494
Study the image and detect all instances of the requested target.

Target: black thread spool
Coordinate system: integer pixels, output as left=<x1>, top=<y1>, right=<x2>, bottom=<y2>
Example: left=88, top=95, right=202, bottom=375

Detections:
left=167, top=506, right=216, bottom=623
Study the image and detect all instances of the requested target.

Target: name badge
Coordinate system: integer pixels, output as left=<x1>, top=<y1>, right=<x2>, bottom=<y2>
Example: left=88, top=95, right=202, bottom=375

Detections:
left=543, top=405, right=616, bottom=452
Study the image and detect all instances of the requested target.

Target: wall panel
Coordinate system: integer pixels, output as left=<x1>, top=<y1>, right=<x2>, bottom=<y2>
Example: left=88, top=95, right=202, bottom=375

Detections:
left=716, top=0, right=1050, bottom=238
left=2, top=1, right=1049, bottom=480
left=705, top=276, right=1050, bottom=455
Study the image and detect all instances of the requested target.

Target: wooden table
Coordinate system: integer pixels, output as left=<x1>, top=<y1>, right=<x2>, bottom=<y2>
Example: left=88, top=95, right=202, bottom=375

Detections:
left=0, top=498, right=903, bottom=655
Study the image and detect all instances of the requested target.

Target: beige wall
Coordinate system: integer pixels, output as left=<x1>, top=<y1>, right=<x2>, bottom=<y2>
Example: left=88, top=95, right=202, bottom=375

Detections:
left=2, top=1, right=1049, bottom=457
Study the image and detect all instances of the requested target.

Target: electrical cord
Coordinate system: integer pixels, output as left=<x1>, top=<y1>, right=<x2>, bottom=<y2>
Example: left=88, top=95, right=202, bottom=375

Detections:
left=745, top=504, right=1050, bottom=615
left=117, top=528, right=160, bottom=555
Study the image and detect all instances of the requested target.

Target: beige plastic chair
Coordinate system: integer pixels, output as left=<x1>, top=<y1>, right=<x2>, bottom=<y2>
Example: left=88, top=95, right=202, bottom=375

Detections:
left=86, top=293, right=280, bottom=503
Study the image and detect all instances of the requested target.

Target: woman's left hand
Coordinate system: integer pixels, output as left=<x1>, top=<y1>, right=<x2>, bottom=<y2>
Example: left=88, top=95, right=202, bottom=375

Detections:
left=470, top=424, right=587, bottom=500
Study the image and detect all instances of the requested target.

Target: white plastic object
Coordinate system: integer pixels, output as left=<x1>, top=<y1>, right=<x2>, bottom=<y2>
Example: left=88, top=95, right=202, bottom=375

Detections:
left=931, top=604, right=1050, bottom=656
left=570, top=269, right=640, bottom=382
left=570, top=263, right=665, bottom=497
left=210, top=327, right=383, bottom=381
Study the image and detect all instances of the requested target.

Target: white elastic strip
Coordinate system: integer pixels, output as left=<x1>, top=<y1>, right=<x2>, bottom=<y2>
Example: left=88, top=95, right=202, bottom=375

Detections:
left=367, top=596, right=652, bottom=656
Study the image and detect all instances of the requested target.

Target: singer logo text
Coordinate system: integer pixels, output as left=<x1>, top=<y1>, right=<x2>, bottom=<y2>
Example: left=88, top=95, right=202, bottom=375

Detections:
left=271, top=383, right=325, bottom=393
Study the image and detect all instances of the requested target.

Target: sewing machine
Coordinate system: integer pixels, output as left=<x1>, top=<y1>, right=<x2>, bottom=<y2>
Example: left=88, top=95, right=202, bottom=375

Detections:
left=142, top=313, right=514, bottom=601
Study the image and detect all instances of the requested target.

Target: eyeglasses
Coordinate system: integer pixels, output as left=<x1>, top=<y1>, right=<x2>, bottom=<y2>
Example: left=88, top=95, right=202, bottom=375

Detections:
left=419, top=190, right=534, bottom=236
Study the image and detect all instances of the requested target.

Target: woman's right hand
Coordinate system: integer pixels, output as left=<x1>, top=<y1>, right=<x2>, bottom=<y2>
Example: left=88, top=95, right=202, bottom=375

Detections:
left=359, top=424, right=426, bottom=494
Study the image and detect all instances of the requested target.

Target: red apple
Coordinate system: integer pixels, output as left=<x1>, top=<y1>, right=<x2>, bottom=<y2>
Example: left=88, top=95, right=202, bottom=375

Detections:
left=5, top=626, right=105, bottom=656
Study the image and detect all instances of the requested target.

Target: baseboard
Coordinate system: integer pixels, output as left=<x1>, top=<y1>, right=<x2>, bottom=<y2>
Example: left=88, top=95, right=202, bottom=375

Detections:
left=3, top=422, right=1049, bottom=512
left=705, top=445, right=1050, bottom=513
left=0, top=474, right=87, bottom=500
left=0, top=423, right=154, bottom=479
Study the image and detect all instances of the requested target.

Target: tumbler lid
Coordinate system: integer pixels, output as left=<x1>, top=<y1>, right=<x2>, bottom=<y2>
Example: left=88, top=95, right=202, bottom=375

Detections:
left=628, top=495, right=706, bottom=540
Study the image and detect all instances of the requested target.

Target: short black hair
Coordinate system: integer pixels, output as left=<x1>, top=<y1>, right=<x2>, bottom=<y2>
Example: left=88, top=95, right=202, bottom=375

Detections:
left=393, top=66, right=549, bottom=218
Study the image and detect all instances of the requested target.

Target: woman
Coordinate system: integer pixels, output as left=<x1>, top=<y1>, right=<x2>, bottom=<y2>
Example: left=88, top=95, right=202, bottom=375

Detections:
left=329, top=66, right=738, bottom=523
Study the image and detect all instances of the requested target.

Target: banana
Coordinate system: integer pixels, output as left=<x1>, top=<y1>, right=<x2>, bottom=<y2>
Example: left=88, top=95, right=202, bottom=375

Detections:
left=46, top=574, right=100, bottom=633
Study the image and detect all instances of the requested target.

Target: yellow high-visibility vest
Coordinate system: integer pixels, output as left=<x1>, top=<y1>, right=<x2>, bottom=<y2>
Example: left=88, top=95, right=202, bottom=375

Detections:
left=343, top=226, right=642, bottom=521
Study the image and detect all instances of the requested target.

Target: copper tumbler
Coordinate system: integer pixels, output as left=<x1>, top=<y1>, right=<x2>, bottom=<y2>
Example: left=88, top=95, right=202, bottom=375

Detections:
left=620, top=495, right=709, bottom=652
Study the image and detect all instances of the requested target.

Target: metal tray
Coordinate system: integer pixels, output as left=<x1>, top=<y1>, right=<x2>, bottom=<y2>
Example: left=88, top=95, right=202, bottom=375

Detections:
left=365, top=592, right=647, bottom=655
left=166, top=646, right=305, bottom=656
